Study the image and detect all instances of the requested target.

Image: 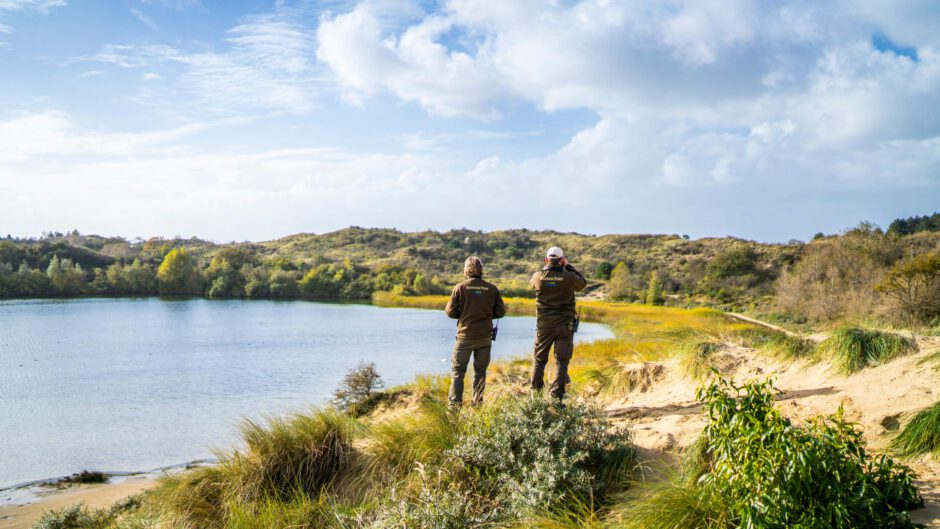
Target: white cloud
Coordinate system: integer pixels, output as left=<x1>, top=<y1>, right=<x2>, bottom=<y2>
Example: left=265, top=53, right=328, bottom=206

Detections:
left=130, top=8, right=159, bottom=31
left=0, top=111, right=206, bottom=162
left=316, top=0, right=940, bottom=191
left=0, top=0, right=65, bottom=44
left=87, top=11, right=323, bottom=114
left=0, top=0, right=65, bottom=12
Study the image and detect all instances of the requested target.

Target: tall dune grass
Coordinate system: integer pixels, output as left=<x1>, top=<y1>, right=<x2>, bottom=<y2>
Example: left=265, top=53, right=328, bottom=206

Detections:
left=818, top=326, right=917, bottom=374
left=890, top=401, right=940, bottom=458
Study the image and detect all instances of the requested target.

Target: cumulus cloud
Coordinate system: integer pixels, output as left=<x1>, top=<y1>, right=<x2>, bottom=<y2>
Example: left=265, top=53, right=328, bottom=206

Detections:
left=316, top=0, right=940, bottom=191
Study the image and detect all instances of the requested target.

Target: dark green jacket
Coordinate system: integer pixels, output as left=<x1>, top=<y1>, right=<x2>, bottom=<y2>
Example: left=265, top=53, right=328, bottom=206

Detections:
left=445, top=277, right=506, bottom=340
left=530, top=265, right=586, bottom=329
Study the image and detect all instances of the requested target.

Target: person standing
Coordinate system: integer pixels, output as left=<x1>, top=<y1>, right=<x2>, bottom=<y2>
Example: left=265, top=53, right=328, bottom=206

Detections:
left=445, top=256, right=506, bottom=407
left=530, top=246, right=587, bottom=402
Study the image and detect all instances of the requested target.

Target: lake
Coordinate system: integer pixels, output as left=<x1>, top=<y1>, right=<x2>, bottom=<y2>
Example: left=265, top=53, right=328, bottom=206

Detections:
left=0, top=298, right=611, bottom=489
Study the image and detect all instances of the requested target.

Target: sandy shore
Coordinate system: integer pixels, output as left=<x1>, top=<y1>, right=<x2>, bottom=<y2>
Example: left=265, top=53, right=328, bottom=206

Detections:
left=0, top=476, right=157, bottom=529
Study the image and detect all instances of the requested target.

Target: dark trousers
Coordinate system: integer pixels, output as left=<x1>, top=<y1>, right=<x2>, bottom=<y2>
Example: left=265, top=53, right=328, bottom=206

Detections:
left=530, top=325, right=574, bottom=399
left=449, top=336, right=492, bottom=406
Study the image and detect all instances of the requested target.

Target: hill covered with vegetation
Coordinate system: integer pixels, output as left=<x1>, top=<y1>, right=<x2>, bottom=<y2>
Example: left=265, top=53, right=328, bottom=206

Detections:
left=2, top=219, right=940, bottom=329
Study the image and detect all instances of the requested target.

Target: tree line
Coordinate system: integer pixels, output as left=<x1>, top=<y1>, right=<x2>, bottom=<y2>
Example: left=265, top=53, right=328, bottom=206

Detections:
left=0, top=246, right=448, bottom=300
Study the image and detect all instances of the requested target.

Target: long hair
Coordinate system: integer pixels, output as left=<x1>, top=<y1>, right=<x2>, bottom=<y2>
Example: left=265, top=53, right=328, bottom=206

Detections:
left=464, top=256, right=483, bottom=278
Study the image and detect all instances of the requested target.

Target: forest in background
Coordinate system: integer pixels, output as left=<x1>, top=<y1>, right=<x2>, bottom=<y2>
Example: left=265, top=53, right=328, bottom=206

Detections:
left=1, top=212, right=939, bottom=329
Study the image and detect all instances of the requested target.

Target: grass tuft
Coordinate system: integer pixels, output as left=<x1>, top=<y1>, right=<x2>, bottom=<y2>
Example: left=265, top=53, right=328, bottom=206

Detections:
left=673, top=337, right=725, bottom=381
left=219, top=408, right=356, bottom=502
left=819, top=326, right=917, bottom=374
left=890, top=401, right=940, bottom=458
left=360, top=396, right=460, bottom=480
left=755, top=332, right=818, bottom=361
left=583, top=360, right=665, bottom=397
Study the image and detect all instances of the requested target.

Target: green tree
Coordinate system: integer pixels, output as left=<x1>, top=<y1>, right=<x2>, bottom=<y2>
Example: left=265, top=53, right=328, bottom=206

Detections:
left=594, top=261, right=614, bottom=280
left=876, top=253, right=940, bottom=326
left=157, top=247, right=199, bottom=294
left=46, top=255, right=85, bottom=295
left=608, top=261, right=640, bottom=300
left=203, top=256, right=245, bottom=298
left=646, top=270, right=664, bottom=305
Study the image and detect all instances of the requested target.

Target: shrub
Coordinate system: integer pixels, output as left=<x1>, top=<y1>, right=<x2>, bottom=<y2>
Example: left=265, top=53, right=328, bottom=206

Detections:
left=594, top=261, right=614, bottom=280
left=819, top=326, right=917, bottom=374
left=31, top=503, right=112, bottom=529
left=698, top=378, right=922, bottom=529
left=876, top=252, right=940, bottom=326
left=60, top=470, right=109, bottom=485
left=333, top=362, right=384, bottom=415
left=890, top=401, right=940, bottom=458
left=707, top=247, right=759, bottom=280
left=448, top=395, right=635, bottom=516
left=370, top=471, right=501, bottom=529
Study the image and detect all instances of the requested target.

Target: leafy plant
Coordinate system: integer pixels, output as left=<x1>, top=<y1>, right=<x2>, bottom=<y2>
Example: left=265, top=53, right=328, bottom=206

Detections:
left=697, top=378, right=922, bottom=529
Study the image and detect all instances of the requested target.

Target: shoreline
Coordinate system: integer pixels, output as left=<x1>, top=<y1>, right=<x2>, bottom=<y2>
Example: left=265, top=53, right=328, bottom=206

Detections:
left=0, top=459, right=215, bottom=498
left=0, top=476, right=158, bottom=529
left=0, top=461, right=215, bottom=529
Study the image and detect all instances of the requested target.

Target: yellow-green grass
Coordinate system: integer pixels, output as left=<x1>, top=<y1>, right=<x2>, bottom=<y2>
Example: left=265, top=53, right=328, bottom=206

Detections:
left=890, top=401, right=940, bottom=458
left=374, top=292, right=765, bottom=395
left=818, top=326, right=918, bottom=375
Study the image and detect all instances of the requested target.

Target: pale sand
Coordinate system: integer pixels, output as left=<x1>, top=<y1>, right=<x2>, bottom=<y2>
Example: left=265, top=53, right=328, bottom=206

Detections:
left=0, top=477, right=157, bottom=529
left=606, top=336, right=940, bottom=527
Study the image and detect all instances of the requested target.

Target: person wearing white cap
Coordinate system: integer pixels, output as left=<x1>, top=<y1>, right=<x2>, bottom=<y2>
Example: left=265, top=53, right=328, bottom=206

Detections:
left=529, top=245, right=586, bottom=401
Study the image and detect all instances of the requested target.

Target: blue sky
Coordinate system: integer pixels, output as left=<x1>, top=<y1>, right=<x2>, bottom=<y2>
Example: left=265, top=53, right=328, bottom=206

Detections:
left=0, top=0, right=938, bottom=243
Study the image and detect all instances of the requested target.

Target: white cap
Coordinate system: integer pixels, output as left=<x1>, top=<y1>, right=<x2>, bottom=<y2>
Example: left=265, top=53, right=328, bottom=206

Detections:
left=546, top=246, right=564, bottom=259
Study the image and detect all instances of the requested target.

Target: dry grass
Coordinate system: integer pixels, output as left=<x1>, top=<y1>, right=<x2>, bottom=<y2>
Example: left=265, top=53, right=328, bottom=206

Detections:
left=374, top=292, right=764, bottom=395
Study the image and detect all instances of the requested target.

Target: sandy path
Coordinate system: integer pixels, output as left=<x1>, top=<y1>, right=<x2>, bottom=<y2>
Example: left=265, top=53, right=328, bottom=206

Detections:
left=0, top=477, right=156, bottom=529
left=605, top=337, right=940, bottom=527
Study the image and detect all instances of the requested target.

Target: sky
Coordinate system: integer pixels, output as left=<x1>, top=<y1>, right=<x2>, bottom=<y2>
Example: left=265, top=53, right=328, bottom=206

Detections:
left=0, top=0, right=938, bottom=243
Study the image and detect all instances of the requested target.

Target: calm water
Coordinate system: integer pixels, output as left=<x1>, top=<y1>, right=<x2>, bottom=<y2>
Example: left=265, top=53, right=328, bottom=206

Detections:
left=0, top=298, right=610, bottom=488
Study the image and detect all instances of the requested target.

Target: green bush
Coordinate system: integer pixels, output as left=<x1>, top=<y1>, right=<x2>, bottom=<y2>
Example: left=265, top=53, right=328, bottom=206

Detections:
left=449, top=395, right=635, bottom=516
left=60, top=470, right=109, bottom=485
left=31, top=503, right=112, bottom=529
left=819, top=326, right=917, bottom=374
left=698, top=378, right=922, bottom=528
left=890, top=401, right=940, bottom=458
